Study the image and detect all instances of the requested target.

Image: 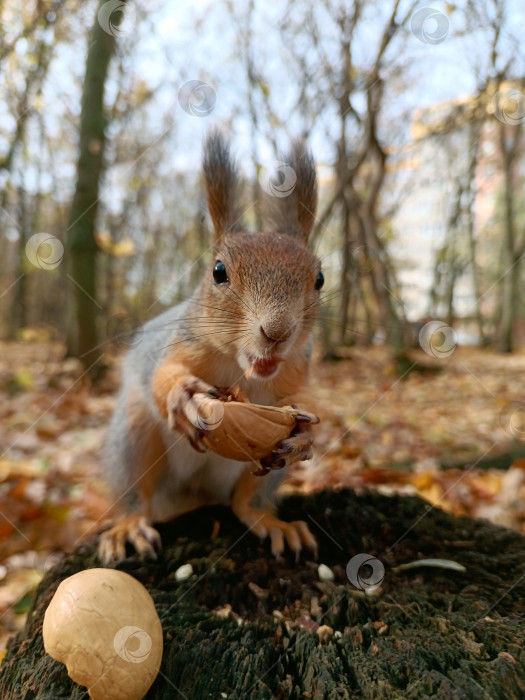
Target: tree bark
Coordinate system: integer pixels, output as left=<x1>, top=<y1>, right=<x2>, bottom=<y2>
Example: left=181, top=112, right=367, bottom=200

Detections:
left=339, top=200, right=352, bottom=345
left=497, top=120, right=521, bottom=353
left=2, top=488, right=525, bottom=699
left=10, top=183, right=28, bottom=335
left=465, top=122, right=486, bottom=344
left=1, top=3, right=63, bottom=337
left=66, top=0, right=125, bottom=371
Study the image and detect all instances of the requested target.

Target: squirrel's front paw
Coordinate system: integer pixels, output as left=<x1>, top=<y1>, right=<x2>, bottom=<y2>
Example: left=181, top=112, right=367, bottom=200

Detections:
left=167, top=377, right=225, bottom=451
left=259, top=416, right=315, bottom=471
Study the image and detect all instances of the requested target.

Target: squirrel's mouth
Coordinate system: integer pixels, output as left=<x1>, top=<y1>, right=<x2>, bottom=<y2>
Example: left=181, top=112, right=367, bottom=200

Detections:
left=245, top=354, right=283, bottom=379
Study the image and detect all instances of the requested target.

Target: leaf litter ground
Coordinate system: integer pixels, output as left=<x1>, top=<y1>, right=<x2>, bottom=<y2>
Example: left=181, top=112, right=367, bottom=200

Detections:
left=0, top=339, right=524, bottom=659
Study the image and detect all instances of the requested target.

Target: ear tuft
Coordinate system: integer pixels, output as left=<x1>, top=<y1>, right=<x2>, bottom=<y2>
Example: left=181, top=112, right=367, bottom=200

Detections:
left=264, top=140, right=318, bottom=242
left=203, top=131, right=244, bottom=238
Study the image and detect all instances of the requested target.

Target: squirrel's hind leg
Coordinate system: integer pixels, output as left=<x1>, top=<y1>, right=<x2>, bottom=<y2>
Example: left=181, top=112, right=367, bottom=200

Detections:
left=231, top=468, right=317, bottom=559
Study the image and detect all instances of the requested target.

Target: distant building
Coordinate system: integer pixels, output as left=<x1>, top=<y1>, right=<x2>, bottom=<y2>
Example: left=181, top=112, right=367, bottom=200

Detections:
left=385, top=84, right=514, bottom=330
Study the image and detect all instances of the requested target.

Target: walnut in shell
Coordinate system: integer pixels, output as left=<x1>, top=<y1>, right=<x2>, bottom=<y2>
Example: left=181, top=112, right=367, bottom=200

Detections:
left=42, top=568, right=163, bottom=700
left=187, top=393, right=318, bottom=462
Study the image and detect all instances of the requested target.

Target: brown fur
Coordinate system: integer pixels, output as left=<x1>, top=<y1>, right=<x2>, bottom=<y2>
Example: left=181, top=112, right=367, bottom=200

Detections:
left=152, top=348, right=210, bottom=418
left=98, top=131, right=321, bottom=563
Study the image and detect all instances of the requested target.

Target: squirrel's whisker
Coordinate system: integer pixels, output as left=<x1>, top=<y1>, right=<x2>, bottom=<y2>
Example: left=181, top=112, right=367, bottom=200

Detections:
left=191, top=300, right=246, bottom=319
left=220, top=285, right=257, bottom=318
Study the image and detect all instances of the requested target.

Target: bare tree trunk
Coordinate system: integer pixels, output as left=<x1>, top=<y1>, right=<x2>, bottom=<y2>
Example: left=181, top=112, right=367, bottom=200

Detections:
left=281, top=0, right=416, bottom=353
left=445, top=262, right=458, bottom=328
left=497, top=120, right=521, bottom=353
left=339, top=199, right=351, bottom=345
left=66, top=0, right=125, bottom=372
left=362, top=214, right=404, bottom=351
left=246, top=2, right=263, bottom=233
left=10, top=183, right=28, bottom=335
left=1, top=5, right=60, bottom=337
left=355, top=265, right=375, bottom=344
left=334, top=9, right=358, bottom=347
left=465, top=122, right=486, bottom=344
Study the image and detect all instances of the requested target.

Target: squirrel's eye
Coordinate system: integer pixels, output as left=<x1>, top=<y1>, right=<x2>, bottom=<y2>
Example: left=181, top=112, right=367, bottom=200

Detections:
left=213, top=260, right=229, bottom=285
left=314, top=271, right=324, bottom=290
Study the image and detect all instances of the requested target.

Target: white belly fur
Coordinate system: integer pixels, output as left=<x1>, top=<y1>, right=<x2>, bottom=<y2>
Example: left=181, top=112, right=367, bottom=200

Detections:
left=150, top=428, right=248, bottom=522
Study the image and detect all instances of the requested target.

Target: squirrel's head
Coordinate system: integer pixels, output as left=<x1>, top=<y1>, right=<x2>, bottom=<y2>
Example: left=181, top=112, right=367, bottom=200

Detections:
left=199, top=131, right=322, bottom=381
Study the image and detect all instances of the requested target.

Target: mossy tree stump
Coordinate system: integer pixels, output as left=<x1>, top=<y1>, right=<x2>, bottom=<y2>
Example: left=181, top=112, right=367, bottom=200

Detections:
left=1, top=489, right=524, bottom=699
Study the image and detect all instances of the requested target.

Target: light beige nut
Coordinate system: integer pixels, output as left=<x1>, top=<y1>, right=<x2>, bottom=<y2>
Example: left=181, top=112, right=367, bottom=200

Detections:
left=191, top=394, right=318, bottom=461
left=43, top=568, right=163, bottom=700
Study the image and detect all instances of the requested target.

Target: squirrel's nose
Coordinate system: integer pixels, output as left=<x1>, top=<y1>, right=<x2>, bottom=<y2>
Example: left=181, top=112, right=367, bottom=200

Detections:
left=259, top=323, right=293, bottom=344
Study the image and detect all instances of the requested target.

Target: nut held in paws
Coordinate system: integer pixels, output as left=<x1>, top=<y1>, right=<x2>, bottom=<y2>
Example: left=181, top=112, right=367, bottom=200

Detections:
left=42, top=568, right=163, bottom=700
left=192, top=394, right=319, bottom=462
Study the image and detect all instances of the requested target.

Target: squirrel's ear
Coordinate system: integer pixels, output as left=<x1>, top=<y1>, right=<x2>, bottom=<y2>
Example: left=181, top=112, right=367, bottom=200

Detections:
left=203, top=130, right=244, bottom=239
left=264, top=140, right=318, bottom=243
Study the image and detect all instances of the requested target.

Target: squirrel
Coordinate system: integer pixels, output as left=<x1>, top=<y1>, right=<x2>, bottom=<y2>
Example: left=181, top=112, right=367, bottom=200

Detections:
left=98, top=131, right=324, bottom=564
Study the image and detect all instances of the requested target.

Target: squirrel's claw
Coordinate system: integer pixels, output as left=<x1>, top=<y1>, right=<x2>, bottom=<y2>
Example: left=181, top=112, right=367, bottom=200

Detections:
left=241, top=511, right=318, bottom=558
left=188, top=432, right=207, bottom=453
left=259, top=419, right=314, bottom=470
left=290, top=404, right=320, bottom=424
left=167, top=377, right=221, bottom=451
left=98, top=515, right=161, bottom=565
left=295, top=413, right=320, bottom=424
left=206, top=386, right=229, bottom=399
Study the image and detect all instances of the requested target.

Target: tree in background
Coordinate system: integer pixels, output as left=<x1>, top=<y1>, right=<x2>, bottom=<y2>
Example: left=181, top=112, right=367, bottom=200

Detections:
left=465, top=0, right=525, bottom=352
left=1, top=0, right=525, bottom=359
left=66, top=0, right=129, bottom=370
left=276, top=0, right=418, bottom=351
left=0, top=0, right=68, bottom=336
